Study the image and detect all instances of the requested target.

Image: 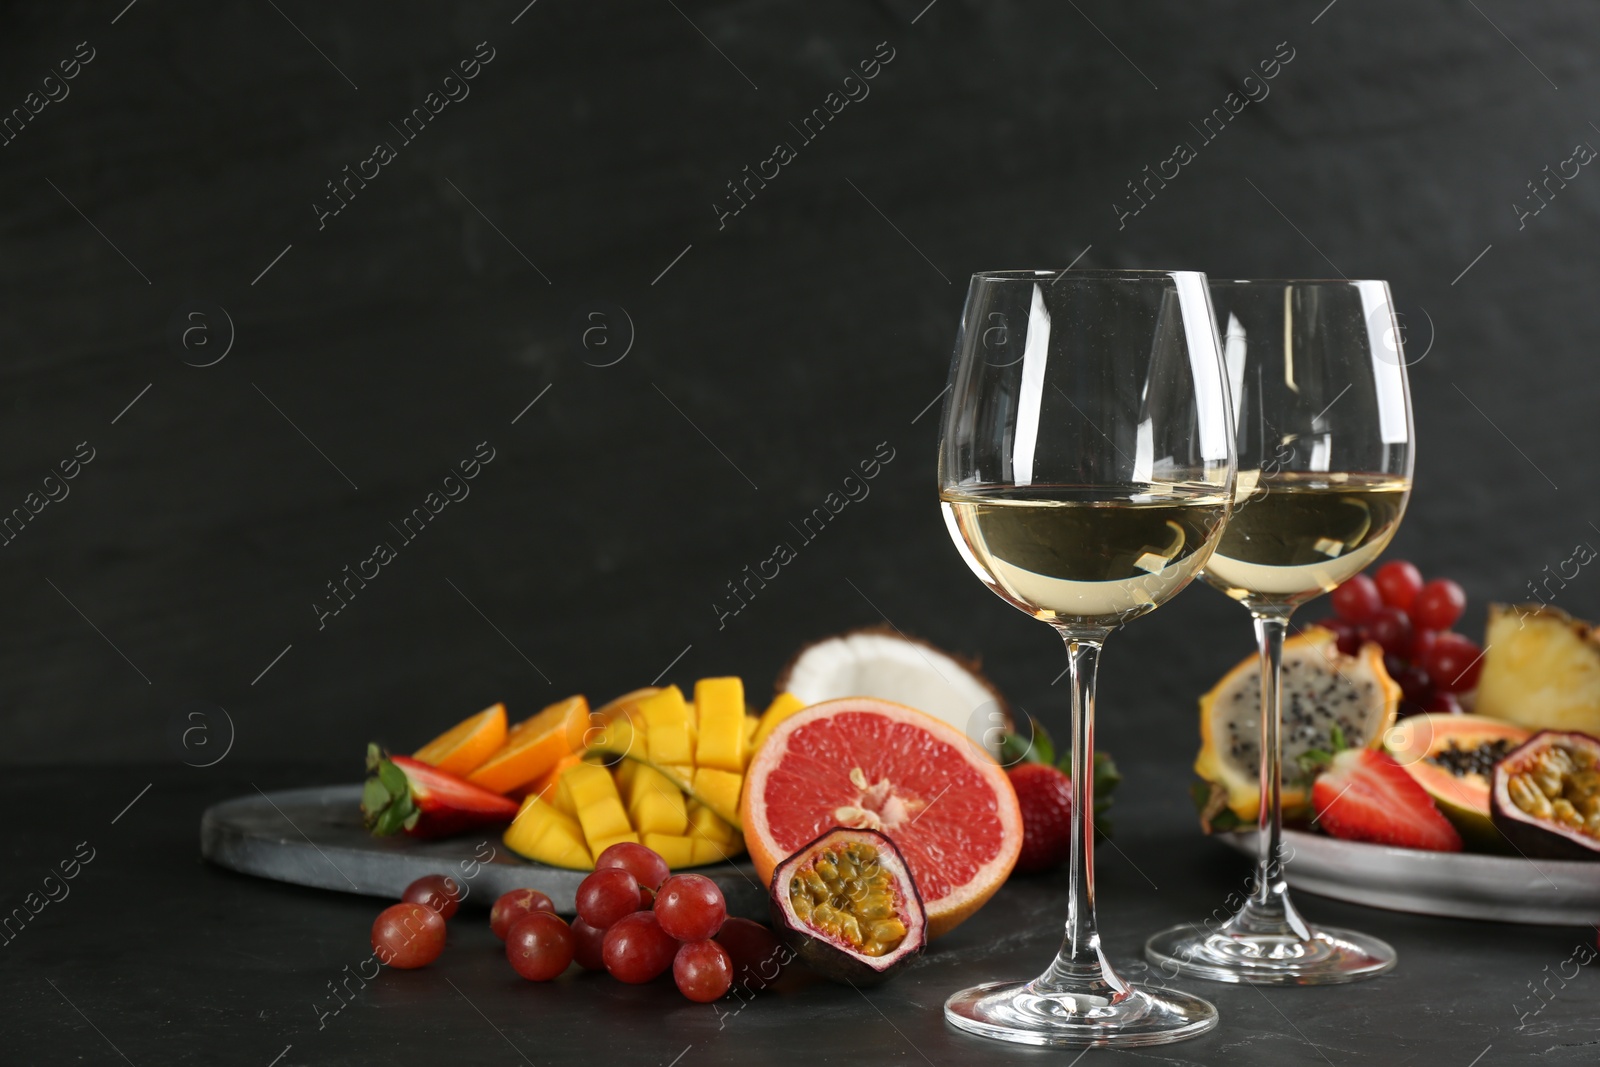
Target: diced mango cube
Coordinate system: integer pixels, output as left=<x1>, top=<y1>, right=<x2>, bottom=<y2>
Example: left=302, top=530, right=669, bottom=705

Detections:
left=642, top=832, right=696, bottom=869
left=503, top=796, right=593, bottom=870
left=553, top=769, right=577, bottom=817
left=613, top=758, right=638, bottom=801
left=690, top=837, right=736, bottom=866
left=564, top=762, right=634, bottom=852
left=750, top=691, right=806, bottom=752
left=687, top=799, right=742, bottom=848
left=642, top=686, right=694, bottom=765
left=589, top=831, right=641, bottom=855
left=629, top=764, right=688, bottom=835
left=694, top=676, right=746, bottom=772
left=691, top=767, right=744, bottom=829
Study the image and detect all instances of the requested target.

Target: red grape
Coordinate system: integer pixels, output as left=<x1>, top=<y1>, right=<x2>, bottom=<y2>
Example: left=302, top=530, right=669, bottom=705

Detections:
left=596, top=841, right=671, bottom=892
left=1410, top=579, right=1466, bottom=631
left=1366, top=606, right=1414, bottom=659
left=654, top=874, right=726, bottom=941
left=1426, top=690, right=1464, bottom=715
left=1319, top=617, right=1364, bottom=656
left=602, top=911, right=679, bottom=983
left=490, top=888, right=556, bottom=940
left=714, top=918, right=786, bottom=993
left=371, top=902, right=446, bottom=969
left=1374, top=560, right=1423, bottom=610
left=1424, top=632, right=1485, bottom=693
left=506, top=912, right=574, bottom=981
left=1410, top=628, right=1441, bottom=663
left=673, top=939, right=733, bottom=1003
left=1330, top=574, right=1383, bottom=623
left=402, top=874, right=462, bottom=920
left=571, top=917, right=608, bottom=971
left=576, top=867, right=641, bottom=930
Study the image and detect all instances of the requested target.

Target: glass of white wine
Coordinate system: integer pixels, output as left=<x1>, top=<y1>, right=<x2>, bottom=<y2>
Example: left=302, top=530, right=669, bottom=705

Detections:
left=939, top=269, right=1236, bottom=1048
left=1144, top=279, right=1414, bottom=984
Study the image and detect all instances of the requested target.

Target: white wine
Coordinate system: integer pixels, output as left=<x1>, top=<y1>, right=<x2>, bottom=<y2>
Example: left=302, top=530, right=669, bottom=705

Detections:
left=940, top=484, right=1231, bottom=628
left=1202, top=473, right=1410, bottom=604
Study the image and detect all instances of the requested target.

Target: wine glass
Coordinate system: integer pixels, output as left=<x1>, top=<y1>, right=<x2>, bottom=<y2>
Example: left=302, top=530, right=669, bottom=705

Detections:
left=938, top=269, right=1235, bottom=1048
left=1144, top=279, right=1414, bottom=984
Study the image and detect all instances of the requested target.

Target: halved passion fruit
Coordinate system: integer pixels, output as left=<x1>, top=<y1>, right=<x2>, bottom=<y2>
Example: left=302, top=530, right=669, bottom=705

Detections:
left=1489, top=731, right=1600, bottom=860
left=1383, top=713, right=1531, bottom=849
left=768, top=828, right=926, bottom=985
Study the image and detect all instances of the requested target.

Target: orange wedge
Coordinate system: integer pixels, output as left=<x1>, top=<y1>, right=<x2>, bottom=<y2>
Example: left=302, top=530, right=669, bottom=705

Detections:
left=412, top=702, right=507, bottom=777
left=468, top=695, right=590, bottom=794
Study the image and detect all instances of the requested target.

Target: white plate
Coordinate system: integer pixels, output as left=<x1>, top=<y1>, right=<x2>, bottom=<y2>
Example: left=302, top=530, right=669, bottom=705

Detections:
left=1221, top=829, right=1600, bottom=925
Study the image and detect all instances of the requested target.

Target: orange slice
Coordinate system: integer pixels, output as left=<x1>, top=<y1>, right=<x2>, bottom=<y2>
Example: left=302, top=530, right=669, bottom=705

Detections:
left=412, top=703, right=507, bottom=777
left=468, top=695, right=589, bottom=794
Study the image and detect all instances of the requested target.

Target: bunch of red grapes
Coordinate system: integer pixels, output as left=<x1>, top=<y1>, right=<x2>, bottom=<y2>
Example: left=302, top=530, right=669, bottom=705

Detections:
left=1322, top=559, right=1483, bottom=717
left=367, top=841, right=785, bottom=1003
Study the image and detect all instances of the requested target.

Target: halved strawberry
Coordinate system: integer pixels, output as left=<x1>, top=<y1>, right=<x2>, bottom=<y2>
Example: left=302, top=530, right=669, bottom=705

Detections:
left=1311, top=747, right=1462, bottom=852
left=362, top=743, right=519, bottom=839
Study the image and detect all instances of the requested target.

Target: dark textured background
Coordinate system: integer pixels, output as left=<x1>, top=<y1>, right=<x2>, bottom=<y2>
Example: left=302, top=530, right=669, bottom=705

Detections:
left=3, top=0, right=1596, bottom=790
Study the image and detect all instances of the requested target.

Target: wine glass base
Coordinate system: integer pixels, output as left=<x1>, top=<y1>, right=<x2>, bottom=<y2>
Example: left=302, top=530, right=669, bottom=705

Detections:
left=944, top=980, right=1218, bottom=1049
left=1144, top=923, right=1396, bottom=985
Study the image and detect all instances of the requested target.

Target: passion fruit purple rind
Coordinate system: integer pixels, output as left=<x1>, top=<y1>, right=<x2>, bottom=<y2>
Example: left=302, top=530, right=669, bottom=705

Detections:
left=1490, top=730, right=1600, bottom=860
left=768, top=827, right=926, bottom=985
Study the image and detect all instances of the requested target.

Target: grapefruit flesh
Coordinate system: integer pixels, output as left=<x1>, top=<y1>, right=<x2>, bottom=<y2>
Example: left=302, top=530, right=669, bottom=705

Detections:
left=742, top=697, right=1020, bottom=939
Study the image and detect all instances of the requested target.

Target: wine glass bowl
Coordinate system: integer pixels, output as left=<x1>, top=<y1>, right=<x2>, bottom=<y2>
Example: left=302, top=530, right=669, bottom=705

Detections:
left=938, top=269, right=1234, bottom=1047
left=1144, top=279, right=1414, bottom=985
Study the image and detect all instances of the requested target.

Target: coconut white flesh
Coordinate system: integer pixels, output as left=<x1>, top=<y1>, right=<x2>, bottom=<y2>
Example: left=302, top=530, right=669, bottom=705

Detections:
left=780, top=632, right=1007, bottom=755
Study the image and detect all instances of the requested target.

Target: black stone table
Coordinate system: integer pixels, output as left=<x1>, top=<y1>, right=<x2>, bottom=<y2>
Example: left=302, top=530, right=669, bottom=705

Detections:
left=2, top=764, right=1595, bottom=1065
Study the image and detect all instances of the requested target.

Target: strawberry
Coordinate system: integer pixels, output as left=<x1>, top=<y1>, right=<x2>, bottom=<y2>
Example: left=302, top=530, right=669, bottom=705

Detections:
left=1000, top=719, right=1121, bottom=875
left=362, top=743, right=520, bottom=839
left=1311, top=748, right=1463, bottom=852
left=1008, top=763, right=1074, bottom=874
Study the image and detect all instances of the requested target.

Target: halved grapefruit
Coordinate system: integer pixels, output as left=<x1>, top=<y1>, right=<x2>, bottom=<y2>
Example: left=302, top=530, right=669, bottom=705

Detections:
left=741, top=697, right=1021, bottom=939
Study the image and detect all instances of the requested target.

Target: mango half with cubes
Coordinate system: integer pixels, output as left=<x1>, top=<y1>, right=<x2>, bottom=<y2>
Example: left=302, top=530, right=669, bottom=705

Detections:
left=502, top=677, right=800, bottom=870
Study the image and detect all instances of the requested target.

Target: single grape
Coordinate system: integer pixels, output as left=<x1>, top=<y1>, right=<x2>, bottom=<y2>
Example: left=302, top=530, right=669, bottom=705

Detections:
left=1330, top=574, right=1383, bottom=623
left=1425, top=690, right=1464, bottom=715
left=1425, top=632, right=1484, bottom=693
left=1374, top=560, right=1423, bottom=610
left=1410, top=627, right=1441, bottom=663
left=1366, top=606, right=1414, bottom=659
left=490, top=888, right=556, bottom=940
left=713, top=918, right=786, bottom=993
left=371, top=902, right=446, bottom=969
left=576, top=867, right=641, bottom=930
left=1319, top=617, right=1362, bottom=655
left=1410, top=579, right=1466, bottom=631
left=1390, top=661, right=1433, bottom=706
left=401, top=873, right=462, bottom=920
left=673, top=939, right=733, bottom=1002
left=595, top=841, right=671, bottom=892
left=506, top=912, right=574, bottom=981
left=654, top=874, right=727, bottom=942
left=570, top=917, right=608, bottom=971
left=602, top=911, right=679, bottom=983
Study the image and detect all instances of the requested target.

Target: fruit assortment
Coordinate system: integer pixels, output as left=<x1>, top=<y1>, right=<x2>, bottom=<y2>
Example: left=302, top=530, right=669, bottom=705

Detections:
left=367, top=843, right=790, bottom=1002
left=1195, top=556, right=1600, bottom=862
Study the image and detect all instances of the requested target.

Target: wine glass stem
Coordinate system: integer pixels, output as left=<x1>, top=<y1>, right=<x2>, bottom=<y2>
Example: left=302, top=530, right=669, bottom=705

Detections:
left=1237, top=611, right=1311, bottom=938
left=1036, top=630, right=1127, bottom=997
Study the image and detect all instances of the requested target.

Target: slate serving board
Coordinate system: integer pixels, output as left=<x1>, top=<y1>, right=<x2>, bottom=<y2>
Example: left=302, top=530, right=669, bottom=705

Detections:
left=200, top=784, right=769, bottom=917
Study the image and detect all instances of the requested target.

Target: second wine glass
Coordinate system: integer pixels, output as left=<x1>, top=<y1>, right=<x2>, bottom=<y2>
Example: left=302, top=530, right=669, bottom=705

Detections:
left=1144, top=278, right=1414, bottom=984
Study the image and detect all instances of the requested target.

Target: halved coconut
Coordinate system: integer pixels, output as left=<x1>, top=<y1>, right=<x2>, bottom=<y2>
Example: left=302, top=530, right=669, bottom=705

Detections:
left=775, top=627, right=1011, bottom=756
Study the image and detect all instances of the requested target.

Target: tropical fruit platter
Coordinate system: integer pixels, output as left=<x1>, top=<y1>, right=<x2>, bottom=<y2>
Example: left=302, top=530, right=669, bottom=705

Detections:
left=1191, top=558, right=1600, bottom=923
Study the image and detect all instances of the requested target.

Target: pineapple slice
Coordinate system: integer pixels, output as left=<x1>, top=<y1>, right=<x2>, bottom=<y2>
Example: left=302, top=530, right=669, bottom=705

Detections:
left=1477, top=604, right=1600, bottom=733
